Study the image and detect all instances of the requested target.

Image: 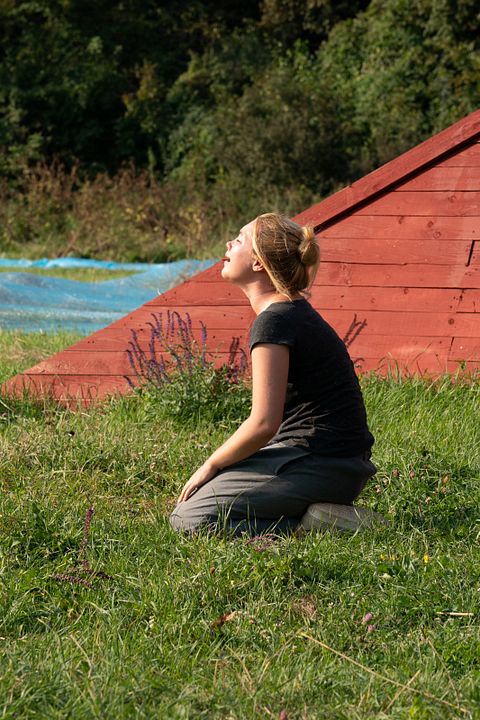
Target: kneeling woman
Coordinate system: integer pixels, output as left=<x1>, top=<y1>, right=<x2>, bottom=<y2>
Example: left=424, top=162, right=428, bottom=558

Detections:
left=170, top=213, right=376, bottom=535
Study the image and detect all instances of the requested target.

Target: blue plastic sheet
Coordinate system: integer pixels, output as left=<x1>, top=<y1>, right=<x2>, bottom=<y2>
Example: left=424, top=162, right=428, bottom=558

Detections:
left=0, top=258, right=216, bottom=334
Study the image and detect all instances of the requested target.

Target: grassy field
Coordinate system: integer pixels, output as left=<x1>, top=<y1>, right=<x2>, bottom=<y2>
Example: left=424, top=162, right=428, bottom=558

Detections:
left=0, top=332, right=478, bottom=719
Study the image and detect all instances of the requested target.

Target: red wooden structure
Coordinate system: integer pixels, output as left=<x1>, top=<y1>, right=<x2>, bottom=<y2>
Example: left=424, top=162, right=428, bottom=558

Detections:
left=4, top=110, right=480, bottom=405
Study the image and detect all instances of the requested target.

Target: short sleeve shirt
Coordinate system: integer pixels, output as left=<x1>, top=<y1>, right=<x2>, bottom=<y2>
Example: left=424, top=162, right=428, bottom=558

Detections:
left=249, top=299, right=374, bottom=457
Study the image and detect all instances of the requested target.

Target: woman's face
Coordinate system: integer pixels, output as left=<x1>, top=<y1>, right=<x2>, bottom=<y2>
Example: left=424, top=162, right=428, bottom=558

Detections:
left=221, top=219, right=258, bottom=284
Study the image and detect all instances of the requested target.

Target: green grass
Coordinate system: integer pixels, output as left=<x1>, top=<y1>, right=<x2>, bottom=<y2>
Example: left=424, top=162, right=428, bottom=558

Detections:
left=0, top=267, right=138, bottom=282
left=0, top=330, right=84, bottom=382
left=0, top=332, right=479, bottom=719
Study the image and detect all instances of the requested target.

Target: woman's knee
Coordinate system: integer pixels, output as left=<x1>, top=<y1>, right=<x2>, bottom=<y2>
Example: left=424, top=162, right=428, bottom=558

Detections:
left=169, top=502, right=215, bottom=534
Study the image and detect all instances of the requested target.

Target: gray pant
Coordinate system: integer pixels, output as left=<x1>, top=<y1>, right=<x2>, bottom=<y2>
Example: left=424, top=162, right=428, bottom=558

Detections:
left=170, top=443, right=377, bottom=536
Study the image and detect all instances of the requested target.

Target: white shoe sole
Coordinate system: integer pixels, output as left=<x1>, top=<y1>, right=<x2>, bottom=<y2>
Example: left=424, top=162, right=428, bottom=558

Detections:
left=298, top=503, right=388, bottom=533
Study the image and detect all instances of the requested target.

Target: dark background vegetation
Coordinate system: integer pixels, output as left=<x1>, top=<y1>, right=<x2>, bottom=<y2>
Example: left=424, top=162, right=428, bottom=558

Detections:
left=1, top=0, right=479, bottom=261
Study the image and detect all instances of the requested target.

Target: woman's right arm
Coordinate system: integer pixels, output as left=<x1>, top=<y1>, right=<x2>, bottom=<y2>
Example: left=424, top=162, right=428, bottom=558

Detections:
left=177, top=342, right=289, bottom=502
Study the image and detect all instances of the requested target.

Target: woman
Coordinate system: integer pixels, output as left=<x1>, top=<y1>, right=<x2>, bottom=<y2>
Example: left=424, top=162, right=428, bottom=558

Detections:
left=170, top=213, right=376, bottom=535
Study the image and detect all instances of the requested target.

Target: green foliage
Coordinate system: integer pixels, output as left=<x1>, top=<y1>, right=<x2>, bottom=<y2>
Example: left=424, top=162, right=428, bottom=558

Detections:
left=317, top=0, right=480, bottom=174
left=166, top=42, right=344, bottom=217
left=0, top=0, right=260, bottom=176
left=166, top=0, right=480, bottom=216
left=259, top=0, right=370, bottom=48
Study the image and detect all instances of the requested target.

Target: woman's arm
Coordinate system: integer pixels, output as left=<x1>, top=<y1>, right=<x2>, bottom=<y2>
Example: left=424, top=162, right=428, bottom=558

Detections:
left=177, top=343, right=289, bottom=502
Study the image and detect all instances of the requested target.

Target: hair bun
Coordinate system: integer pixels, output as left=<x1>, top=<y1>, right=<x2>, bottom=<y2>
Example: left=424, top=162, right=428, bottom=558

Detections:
left=298, top=225, right=319, bottom=267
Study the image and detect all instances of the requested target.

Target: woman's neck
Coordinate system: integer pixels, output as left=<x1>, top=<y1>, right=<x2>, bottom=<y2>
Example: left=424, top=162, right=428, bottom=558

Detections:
left=244, top=286, right=302, bottom=315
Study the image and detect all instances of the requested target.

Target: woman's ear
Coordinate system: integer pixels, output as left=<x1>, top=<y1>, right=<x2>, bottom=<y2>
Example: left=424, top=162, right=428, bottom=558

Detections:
left=251, top=255, right=265, bottom=273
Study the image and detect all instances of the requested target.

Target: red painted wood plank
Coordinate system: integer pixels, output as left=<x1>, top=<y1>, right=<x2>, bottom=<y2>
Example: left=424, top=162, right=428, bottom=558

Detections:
left=14, top=320, right=477, bottom=378
left=20, top=328, right=466, bottom=378
left=145, top=282, right=249, bottom=307
left=26, top=350, right=246, bottom=376
left=438, top=143, right=480, bottom=167
left=15, top=348, right=248, bottom=384
left=356, top=192, right=480, bottom=217
left=450, top=337, right=480, bottom=360
left=355, top=357, right=478, bottom=376
left=293, top=111, right=480, bottom=229
left=398, top=166, right=480, bottom=191
left=319, top=238, right=470, bottom=265
left=315, top=262, right=480, bottom=288
left=458, top=289, right=480, bottom=312
left=345, top=335, right=452, bottom=359
left=106, top=305, right=255, bottom=331
left=310, top=286, right=461, bottom=312
left=65, top=327, right=250, bottom=352
left=63, top=319, right=460, bottom=361
left=146, top=262, right=227, bottom=306
left=319, top=309, right=478, bottom=337
left=3, top=374, right=130, bottom=401
left=449, top=360, right=480, bottom=373
left=318, top=215, right=479, bottom=241
left=11, top=339, right=460, bottom=381
left=25, top=353, right=137, bottom=376
left=355, top=354, right=449, bottom=373
left=63, top=289, right=463, bottom=356
left=48, top=344, right=246, bottom=377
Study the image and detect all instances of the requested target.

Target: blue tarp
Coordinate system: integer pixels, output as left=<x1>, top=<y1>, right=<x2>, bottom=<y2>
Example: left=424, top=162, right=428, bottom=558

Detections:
left=0, top=258, right=216, bottom=334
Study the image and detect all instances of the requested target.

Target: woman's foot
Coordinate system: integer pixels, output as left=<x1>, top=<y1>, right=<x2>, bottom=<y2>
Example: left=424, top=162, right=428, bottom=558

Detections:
left=297, top=503, right=388, bottom=533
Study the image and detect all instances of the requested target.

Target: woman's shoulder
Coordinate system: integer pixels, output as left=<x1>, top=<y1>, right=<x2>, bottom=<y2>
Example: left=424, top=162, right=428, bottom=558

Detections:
left=249, top=301, right=301, bottom=349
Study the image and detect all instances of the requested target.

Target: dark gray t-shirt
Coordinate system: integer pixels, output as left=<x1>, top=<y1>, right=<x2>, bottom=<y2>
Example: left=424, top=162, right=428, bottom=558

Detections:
left=249, top=299, right=374, bottom=457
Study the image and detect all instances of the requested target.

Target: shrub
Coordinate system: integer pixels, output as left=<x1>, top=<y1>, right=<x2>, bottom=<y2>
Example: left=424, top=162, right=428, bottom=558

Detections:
left=0, top=162, right=235, bottom=262
left=126, top=310, right=250, bottom=424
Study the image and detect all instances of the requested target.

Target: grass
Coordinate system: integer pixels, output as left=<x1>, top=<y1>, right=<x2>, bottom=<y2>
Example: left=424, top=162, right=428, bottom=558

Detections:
left=0, top=330, right=84, bottom=382
left=0, top=267, right=138, bottom=282
left=0, top=332, right=479, bottom=719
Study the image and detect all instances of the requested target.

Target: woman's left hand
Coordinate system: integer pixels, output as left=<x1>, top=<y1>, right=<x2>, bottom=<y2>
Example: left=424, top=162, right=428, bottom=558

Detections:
left=178, top=461, right=218, bottom=503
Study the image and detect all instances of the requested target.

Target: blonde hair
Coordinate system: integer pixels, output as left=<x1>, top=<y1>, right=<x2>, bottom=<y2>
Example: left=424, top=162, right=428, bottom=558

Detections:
left=251, top=213, right=320, bottom=299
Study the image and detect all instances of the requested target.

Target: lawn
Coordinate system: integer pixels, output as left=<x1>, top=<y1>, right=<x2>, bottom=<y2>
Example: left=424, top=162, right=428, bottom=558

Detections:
left=0, top=331, right=478, bottom=719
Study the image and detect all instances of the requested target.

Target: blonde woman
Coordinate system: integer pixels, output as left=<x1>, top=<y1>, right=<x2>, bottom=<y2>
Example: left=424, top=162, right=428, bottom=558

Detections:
left=170, top=213, right=376, bottom=535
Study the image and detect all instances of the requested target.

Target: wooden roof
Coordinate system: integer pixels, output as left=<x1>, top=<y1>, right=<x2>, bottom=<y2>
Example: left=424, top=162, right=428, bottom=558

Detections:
left=4, top=109, right=480, bottom=405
